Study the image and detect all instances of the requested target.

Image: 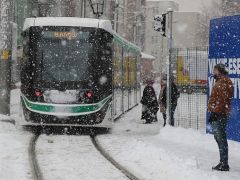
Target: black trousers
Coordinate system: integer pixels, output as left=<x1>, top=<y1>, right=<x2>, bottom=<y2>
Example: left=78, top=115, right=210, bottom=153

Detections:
left=162, top=104, right=177, bottom=126
left=211, top=118, right=228, bottom=164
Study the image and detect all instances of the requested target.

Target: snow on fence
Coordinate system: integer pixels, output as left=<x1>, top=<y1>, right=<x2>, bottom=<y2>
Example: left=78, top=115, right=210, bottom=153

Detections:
left=172, top=47, right=208, bottom=132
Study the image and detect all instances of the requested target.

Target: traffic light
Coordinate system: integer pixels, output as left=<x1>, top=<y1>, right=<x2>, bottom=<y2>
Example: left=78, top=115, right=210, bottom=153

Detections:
left=154, top=13, right=167, bottom=37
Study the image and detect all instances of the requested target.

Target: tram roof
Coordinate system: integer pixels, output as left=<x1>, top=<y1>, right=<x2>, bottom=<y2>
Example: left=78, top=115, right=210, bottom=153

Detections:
left=23, top=17, right=141, bottom=53
left=23, top=17, right=113, bottom=32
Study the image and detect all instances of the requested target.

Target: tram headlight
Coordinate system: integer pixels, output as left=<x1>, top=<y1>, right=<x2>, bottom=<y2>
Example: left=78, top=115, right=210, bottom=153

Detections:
left=86, top=91, right=93, bottom=98
left=35, top=89, right=43, bottom=97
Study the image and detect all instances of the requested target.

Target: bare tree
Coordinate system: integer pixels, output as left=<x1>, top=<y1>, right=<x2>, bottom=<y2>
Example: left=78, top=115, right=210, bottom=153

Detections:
left=199, top=0, right=240, bottom=45
left=222, top=0, right=240, bottom=16
left=199, top=0, right=224, bottom=45
left=65, top=0, right=76, bottom=17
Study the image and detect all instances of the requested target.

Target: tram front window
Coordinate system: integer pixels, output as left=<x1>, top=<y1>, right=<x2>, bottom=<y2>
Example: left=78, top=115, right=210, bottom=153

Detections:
left=40, top=29, right=94, bottom=82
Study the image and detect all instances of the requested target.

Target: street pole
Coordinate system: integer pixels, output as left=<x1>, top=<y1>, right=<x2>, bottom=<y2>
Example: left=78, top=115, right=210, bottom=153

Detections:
left=113, top=0, right=120, bottom=32
left=114, top=4, right=118, bottom=31
left=166, top=8, right=173, bottom=126
left=82, top=0, right=86, bottom=18
left=133, top=20, right=136, bottom=44
left=161, top=35, right=164, bottom=74
left=0, top=0, right=13, bottom=115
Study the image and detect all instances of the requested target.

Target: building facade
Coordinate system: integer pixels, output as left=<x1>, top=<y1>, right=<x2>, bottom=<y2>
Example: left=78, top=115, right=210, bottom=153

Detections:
left=144, top=1, right=207, bottom=75
left=16, top=0, right=145, bottom=47
left=222, top=0, right=240, bottom=16
left=113, top=0, right=145, bottom=50
left=173, top=11, right=205, bottom=48
left=141, top=52, right=156, bottom=82
left=144, top=0, right=179, bottom=74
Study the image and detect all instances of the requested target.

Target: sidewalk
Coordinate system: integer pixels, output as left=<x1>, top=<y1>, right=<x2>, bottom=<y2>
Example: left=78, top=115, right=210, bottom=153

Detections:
left=98, top=105, right=240, bottom=180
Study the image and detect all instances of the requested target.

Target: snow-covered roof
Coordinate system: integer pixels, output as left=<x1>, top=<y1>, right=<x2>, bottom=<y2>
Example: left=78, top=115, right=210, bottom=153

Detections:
left=23, top=17, right=113, bottom=33
left=23, top=17, right=141, bottom=53
left=141, top=52, right=156, bottom=59
left=174, top=11, right=201, bottom=14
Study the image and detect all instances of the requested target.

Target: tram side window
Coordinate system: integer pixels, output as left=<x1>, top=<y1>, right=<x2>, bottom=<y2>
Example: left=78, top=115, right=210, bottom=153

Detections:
left=113, top=43, right=123, bottom=88
left=123, top=49, right=129, bottom=88
left=136, top=54, right=141, bottom=100
left=128, top=51, right=137, bottom=88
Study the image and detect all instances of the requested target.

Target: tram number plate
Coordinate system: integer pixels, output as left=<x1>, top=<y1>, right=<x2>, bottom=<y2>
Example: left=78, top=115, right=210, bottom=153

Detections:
left=54, top=106, right=72, bottom=113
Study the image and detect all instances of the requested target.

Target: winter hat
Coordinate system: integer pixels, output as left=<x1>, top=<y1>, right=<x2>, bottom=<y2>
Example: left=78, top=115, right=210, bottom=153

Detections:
left=214, top=64, right=228, bottom=75
left=161, top=74, right=167, bottom=80
left=146, top=79, right=154, bottom=85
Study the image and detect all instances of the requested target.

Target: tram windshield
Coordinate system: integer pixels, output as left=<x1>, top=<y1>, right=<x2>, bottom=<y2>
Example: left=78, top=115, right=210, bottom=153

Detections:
left=39, top=28, right=96, bottom=82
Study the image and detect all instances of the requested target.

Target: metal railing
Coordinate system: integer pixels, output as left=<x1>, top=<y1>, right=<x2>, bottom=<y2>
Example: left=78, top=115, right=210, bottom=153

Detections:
left=171, top=47, right=208, bottom=132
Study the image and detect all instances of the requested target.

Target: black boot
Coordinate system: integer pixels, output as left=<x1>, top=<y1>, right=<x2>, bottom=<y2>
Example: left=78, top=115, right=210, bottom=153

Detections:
left=212, top=162, right=230, bottom=171
left=145, top=121, right=152, bottom=124
left=153, top=116, right=158, bottom=122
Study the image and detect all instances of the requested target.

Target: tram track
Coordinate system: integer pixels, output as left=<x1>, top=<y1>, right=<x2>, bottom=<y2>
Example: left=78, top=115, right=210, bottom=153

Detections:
left=29, top=132, right=43, bottom=180
left=0, top=118, right=15, bottom=125
left=91, top=135, right=141, bottom=180
left=28, top=104, right=141, bottom=180
left=93, top=104, right=141, bottom=180
left=29, top=132, right=141, bottom=180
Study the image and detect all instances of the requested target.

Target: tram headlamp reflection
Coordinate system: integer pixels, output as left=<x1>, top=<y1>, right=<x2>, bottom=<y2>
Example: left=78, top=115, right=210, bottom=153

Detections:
left=35, top=89, right=43, bottom=97
left=86, top=91, right=93, bottom=98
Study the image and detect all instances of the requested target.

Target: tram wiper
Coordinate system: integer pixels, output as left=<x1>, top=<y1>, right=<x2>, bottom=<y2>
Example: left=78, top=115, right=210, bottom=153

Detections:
left=44, top=71, right=59, bottom=82
left=41, top=50, right=59, bottom=82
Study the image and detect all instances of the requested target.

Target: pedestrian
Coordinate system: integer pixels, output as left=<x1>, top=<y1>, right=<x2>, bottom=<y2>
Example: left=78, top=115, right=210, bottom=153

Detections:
left=141, top=79, right=159, bottom=124
left=208, top=64, right=234, bottom=171
left=159, top=75, right=180, bottom=127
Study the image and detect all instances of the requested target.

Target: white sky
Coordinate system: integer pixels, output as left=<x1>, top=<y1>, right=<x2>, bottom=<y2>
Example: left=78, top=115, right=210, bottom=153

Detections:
left=147, top=0, right=214, bottom=12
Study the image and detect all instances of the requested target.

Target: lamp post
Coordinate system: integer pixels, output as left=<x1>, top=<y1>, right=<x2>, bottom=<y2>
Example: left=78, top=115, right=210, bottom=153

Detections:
left=88, top=0, right=105, bottom=18
left=113, top=1, right=124, bottom=32
left=167, top=8, right=173, bottom=126
left=0, top=0, right=14, bottom=115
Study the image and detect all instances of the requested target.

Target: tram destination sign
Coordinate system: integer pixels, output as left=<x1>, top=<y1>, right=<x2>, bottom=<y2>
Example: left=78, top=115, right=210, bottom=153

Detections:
left=42, top=31, right=89, bottom=40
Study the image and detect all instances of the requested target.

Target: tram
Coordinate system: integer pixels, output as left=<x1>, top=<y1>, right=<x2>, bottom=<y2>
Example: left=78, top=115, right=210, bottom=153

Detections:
left=20, top=17, right=141, bottom=129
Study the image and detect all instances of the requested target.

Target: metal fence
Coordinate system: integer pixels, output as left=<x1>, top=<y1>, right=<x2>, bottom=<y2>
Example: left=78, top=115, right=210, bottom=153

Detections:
left=171, top=47, right=208, bottom=132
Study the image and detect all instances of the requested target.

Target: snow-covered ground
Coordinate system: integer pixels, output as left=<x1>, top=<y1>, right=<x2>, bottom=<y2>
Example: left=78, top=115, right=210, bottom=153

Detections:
left=0, top=89, right=33, bottom=180
left=0, top=115, right=32, bottom=180
left=1, top=89, right=240, bottom=180
left=37, top=135, right=128, bottom=180
left=97, top=105, right=240, bottom=180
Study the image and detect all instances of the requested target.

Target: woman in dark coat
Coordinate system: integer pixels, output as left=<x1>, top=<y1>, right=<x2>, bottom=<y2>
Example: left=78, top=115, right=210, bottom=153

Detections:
left=141, top=80, right=159, bottom=124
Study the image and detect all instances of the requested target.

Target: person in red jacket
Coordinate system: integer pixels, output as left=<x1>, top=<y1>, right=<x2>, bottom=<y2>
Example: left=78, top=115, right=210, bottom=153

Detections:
left=208, top=64, right=234, bottom=171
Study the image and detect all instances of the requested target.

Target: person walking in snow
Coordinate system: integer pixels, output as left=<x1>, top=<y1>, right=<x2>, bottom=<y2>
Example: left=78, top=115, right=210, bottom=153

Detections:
left=159, top=75, right=180, bottom=127
left=208, top=64, right=234, bottom=171
left=141, top=79, right=159, bottom=124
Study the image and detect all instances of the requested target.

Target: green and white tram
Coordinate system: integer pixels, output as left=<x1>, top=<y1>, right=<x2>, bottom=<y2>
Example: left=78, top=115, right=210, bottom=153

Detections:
left=20, top=17, right=141, bottom=129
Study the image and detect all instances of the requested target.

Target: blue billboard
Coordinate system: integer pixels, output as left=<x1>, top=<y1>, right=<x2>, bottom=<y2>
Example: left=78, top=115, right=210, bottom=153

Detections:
left=208, top=15, right=240, bottom=142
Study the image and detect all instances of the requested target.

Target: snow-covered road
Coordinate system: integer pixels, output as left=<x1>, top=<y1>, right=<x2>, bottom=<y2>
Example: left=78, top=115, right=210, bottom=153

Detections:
left=1, top=89, right=240, bottom=180
left=37, top=135, right=128, bottom=180
left=0, top=116, right=32, bottom=180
